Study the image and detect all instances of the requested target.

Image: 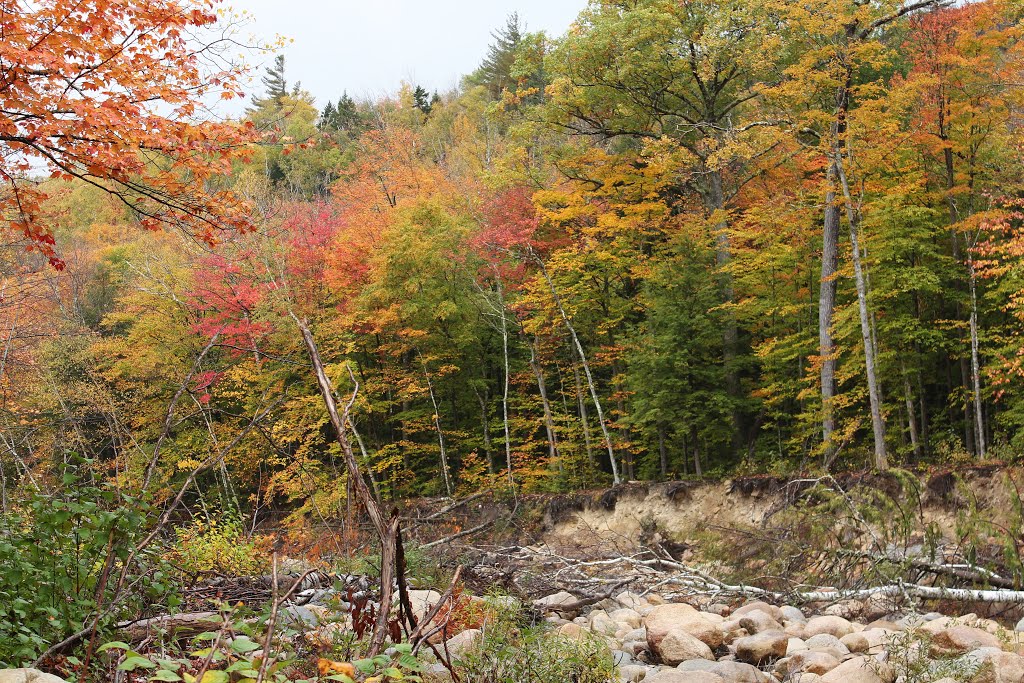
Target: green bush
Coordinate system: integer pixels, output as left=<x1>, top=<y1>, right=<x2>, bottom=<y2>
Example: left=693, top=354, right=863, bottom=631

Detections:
left=0, top=458, right=178, bottom=667
left=167, top=514, right=269, bottom=577
left=453, top=595, right=616, bottom=683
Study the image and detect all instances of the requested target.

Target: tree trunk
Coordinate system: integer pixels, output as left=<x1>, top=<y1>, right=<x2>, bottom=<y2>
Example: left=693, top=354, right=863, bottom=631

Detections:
left=708, top=168, right=742, bottom=454
left=496, top=279, right=514, bottom=486
left=293, top=317, right=395, bottom=656
left=529, top=337, right=560, bottom=473
left=475, top=389, right=494, bottom=474
left=968, top=255, right=986, bottom=458
left=535, top=254, right=620, bottom=484
left=692, top=426, right=702, bottom=476
left=572, top=361, right=596, bottom=470
left=835, top=154, right=888, bottom=470
left=421, top=361, right=453, bottom=496
left=658, top=424, right=668, bottom=479
left=901, top=362, right=922, bottom=460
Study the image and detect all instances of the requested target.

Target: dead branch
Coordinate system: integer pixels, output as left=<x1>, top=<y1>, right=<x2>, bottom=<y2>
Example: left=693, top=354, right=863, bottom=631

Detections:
left=421, top=520, right=494, bottom=550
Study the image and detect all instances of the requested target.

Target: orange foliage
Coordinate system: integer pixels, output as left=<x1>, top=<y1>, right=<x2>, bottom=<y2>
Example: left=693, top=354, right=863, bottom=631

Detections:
left=0, top=0, right=257, bottom=267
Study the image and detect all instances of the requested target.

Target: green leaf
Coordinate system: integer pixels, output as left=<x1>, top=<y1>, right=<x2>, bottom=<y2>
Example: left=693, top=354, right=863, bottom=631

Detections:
left=229, top=637, right=261, bottom=654
left=323, top=676, right=355, bottom=683
left=199, top=672, right=229, bottom=683
left=150, top=670, right=183, bottom=681
left=118, top=656, right=157, bottom=671
left=97, top=641, right=132, bottom=653
left=353, top=659, right=375, bottom=674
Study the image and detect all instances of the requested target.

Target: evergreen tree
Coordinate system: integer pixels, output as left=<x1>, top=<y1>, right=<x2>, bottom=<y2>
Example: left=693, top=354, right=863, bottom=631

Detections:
left=413, top=85, right=433, bottom=115
left=475, top=13, right=524, bottom=98
left=248, top=55, right=288, bottom=113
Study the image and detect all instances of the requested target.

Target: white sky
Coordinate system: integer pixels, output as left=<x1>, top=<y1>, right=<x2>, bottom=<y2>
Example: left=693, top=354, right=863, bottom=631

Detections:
left=227, top=0, right=587, bottom=109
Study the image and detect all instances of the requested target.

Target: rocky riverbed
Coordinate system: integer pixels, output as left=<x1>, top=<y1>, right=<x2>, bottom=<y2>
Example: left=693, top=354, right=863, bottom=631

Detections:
left=531, top=589, right=1024, bottom=683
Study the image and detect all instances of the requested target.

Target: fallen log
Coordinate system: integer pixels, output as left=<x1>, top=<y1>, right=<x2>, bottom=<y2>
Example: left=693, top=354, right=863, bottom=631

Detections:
left=119, top=612, right=223, bottom=642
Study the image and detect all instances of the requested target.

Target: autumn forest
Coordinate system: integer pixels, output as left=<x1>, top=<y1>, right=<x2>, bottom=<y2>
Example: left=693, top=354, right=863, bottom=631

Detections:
left=4, top=0, right=1024, bottom=673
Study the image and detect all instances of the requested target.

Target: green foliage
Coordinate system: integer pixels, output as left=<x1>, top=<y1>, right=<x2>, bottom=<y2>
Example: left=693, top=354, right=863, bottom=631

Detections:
left=0, top=457, right=178, bottom=667
left=881, top=629, right=981, bottom=683
left=167, top=514, right=269, bottom=577
left=453, top=598, right=616, bottom=683
left=99, top=606, right=427, bottom=683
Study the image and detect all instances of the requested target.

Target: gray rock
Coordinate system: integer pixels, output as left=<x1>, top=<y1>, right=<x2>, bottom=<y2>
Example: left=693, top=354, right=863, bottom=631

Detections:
left=0, top=671, right=68, bottom=683
left=442, top=628, right=482, bottom=659
left=280, top=604, right=326, bottom=626
left=804, top=633, right=849, bottom=654
left=781, top=606, right=807, bottom=624
left=708, top=661, right=773, bottom=682
left=613, top=650, right=633, bottom=667
left=803, top=615, right=854, bottom=639
left=408, top=589, right=443, bottom=621
left=619, top=664, right=649, bottom=682
left=646, top=670, right=722, bottom=683
left=739, top=610, right=783, bottom=634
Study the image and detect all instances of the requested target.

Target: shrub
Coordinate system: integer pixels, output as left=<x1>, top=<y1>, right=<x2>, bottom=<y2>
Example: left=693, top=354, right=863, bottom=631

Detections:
left=168, top=514, right=269, bottom=576
left=453, top=594, right=616, bottom=683
left=0, top=457, right=178, bottom=667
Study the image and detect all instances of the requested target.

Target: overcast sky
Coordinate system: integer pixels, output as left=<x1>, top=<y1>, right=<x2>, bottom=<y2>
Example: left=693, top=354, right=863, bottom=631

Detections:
left=227, top=0, right=587, bottom=110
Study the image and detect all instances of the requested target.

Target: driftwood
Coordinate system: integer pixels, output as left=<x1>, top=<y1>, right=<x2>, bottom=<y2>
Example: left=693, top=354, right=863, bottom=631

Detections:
left=490, top=544, right=1024, bottom=612
left=119, top=612, right=223, bottom=642
left=532, top=578, right=633, bottom=614
left=421, top=520, right=494, bottom=549
left=407, top=491, right=492, bottom=527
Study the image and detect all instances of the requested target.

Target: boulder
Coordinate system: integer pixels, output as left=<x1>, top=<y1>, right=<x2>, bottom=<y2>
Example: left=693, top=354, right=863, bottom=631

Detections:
left=0, top=672, right=68, bottom=683
left=442, top=629, right=482, bottom=659
left=615, top=590, right=650, bottom=611
left=804, top=615, right=855, bottom=639
left=780, top=650, right=842, bottom=676
left=841, top=628, right=892, bottom=654
left=534, top=590, right=578, bottom=614
left=619, top=664, right=649, bottom=682
left=676, top=660, right=718, bottom=672
left=656, top=628, right=715, bottom=665
left=738, top=610, right=783, bottom=635
left=819, top=656, right=895, bottom=683
left=965, top=647, right=1024, bottom=683
left=645, top=604, right=724, bottom=652
left=824, top=600, right=862, bottom=620
left=781, top=606, right=807, bottom=624
left=929, top=626, right=1002, bottom=656
left=734, top=630, right=789, bottom=665
left=805, top=633, right=848, bottom=653
left=408, top=589, right=443, bottom=622
left=610, top=608, right=643, bottom=630
left=646, top=671, right=722, bottom=683
left=591, top=611, right=620, bottom=636
left=733, top=601, right=783, bottom=621
left=557, top=622, right=586, bottom=639
left=786, top=637, right=808, bottom=655
left=707, top=661, right=773, bottom=682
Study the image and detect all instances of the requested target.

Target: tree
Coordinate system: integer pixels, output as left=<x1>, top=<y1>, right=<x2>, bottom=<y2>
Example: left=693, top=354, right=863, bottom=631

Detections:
left=766, top=0, right=944, bottom=468
left=546, top=0, right=783, bottom=452
left=249, top=55, right=288, bottom=112
left=472, top=13, right=525, bottom=98
left=412, top=86, right=434, bottom=115
left=0, top=0, right=256, bottom=267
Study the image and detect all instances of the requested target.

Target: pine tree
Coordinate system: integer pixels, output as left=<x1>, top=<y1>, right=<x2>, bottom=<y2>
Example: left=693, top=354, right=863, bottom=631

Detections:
left=474, top=13, right=524, bottom=98
left=247, top=54, right=288, bottom=113
left=413, top=85, right=432, bottom=115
